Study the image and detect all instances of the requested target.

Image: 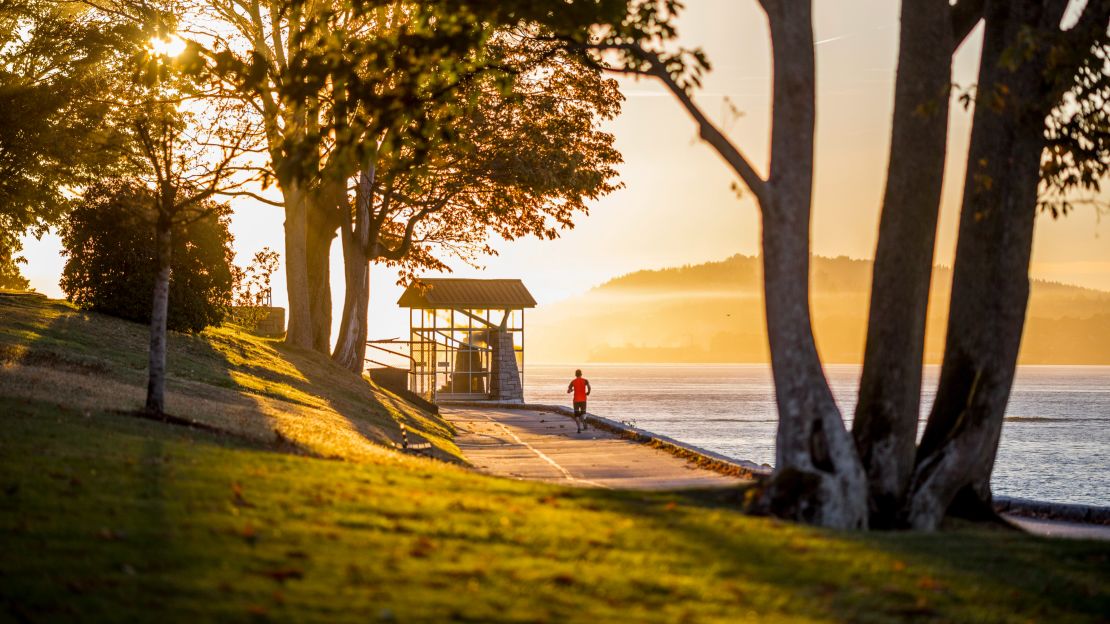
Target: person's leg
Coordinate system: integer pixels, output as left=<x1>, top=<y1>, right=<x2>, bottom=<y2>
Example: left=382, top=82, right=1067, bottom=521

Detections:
left=573, top=402, right=584, bottom=433
left=582, top=403, right=588, bottom=430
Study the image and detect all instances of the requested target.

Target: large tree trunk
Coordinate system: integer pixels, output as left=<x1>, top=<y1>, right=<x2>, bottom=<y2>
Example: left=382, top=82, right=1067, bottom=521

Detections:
left=145, top=215, right=172, bottom=415
left=756, top=0, right=868, bottom=530
left=333, top=168, right=374, bottom=372
left=306, top=199, right=336, bottom=354
left=283, top=181, right=315, bottom=350
left=904, top=0, right=1070, bottom=530
left=851, top=0, right=954, bottom=528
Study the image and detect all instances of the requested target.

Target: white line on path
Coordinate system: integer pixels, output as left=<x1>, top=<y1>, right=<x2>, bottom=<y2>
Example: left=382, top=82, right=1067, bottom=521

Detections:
left=475, top=411, right=611, bottom=489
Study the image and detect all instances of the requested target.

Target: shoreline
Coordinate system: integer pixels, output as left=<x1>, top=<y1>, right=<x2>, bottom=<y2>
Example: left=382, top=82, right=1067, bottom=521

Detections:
left=441, top=400, right=1110, bottom=528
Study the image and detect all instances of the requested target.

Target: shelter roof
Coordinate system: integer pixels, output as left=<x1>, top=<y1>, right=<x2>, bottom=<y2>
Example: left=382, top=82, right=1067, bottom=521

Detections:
left=397, top=279, right=537, bottom=309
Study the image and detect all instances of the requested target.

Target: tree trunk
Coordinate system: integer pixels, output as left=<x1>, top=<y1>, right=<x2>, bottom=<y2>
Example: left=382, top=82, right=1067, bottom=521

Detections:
left=756, top=0, right=868, bottom=530
left=306, top=199, right=336, bottom=354
left=904, top=0, right=1068, bottom=530
left=145, top=216, right=172, bottom=415
left=852, top=0, right=954, bottom=528
left=283, top=181, right=315, bottom=349
left=333, top=168, right=374, bottom=372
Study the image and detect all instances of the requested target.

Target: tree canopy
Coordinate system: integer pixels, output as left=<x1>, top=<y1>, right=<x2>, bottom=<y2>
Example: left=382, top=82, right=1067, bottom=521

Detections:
left=0, top=0, right=136, bottom=284
left=60, top=179, right=235, bottom=333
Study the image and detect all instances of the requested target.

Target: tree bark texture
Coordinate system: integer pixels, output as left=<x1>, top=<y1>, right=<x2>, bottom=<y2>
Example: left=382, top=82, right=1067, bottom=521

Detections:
left=306, top=198, right=337, bottom=354
left=333, top=168, right=374, bottom=372
left=283, top=181, right=315, bottom=350
left=145, top=216, right=172, bottom=415
left=905, top=0, right=1072, bottom=530
left=852, top=0, right=955, bottom=528
left=757, top=0, right=868, bottom=530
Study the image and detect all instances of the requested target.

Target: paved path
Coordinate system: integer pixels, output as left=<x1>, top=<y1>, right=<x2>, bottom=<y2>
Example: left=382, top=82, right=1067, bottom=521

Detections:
left=444, top=407, right=1110, bottom=540
left=443, top=407, right=745, bottom=490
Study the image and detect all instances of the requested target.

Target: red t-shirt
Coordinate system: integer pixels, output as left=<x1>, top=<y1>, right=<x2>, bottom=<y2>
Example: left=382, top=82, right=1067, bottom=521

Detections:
left=570, top=377, right=589, bottom=402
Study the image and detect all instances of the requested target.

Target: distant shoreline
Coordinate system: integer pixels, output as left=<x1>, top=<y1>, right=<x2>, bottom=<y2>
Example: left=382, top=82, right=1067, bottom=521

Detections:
left=526, top=361, right=1110, bottom=368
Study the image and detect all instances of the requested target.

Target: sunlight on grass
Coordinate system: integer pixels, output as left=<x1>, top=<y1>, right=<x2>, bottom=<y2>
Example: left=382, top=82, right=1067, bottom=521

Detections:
left=0, top=296, right=463, bottom=462
left=0, top=401, right=1105, bottom=623
left=1, top=295, right=1106, bottom=623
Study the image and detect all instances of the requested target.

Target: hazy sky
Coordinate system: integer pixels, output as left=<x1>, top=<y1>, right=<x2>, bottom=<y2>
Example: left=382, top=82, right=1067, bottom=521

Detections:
left=21, top=0, right=1110, bottom=343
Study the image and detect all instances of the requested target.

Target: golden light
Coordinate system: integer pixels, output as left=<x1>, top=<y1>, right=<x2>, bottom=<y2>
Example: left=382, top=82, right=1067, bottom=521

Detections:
left=150, top=34, right=187, bottom=58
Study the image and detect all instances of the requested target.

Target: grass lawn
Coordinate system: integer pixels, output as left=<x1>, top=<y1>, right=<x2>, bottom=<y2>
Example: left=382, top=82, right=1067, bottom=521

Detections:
left=1, top=294, right=1107, bottom=623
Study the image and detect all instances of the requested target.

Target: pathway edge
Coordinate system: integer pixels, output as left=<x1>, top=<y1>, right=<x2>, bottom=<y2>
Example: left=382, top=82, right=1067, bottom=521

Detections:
left=441, top=401, right=773, bottom=481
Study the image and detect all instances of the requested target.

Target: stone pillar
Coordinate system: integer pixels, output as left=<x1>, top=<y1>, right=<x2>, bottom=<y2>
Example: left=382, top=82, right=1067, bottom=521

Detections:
left=489, top=329, right=523, bottom=401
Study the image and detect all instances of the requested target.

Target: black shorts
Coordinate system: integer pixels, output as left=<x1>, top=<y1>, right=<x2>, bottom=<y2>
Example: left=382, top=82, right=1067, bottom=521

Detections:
left=573, top=401, right=587, bottom=417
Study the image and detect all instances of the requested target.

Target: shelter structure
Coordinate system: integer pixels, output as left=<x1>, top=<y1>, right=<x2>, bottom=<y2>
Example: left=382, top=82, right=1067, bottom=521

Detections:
left=397, top=279, right=535, bottom=403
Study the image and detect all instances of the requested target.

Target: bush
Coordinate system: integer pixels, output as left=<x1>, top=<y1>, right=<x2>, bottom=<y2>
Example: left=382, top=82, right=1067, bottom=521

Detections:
left=60, top=179, right=234, bottom=333
left=230, top=247, right=280, bottom=330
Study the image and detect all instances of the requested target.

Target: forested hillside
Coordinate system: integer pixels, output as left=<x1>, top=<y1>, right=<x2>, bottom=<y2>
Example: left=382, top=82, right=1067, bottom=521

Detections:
left=529, top=255, right=1110, bottom=364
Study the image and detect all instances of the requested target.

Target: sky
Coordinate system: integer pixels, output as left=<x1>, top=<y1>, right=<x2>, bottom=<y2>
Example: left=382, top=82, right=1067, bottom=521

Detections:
left=20, top=0, right=1110, bottom=345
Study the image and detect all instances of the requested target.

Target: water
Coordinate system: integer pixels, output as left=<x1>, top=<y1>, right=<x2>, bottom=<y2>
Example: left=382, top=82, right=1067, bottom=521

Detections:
left=524, top=364, right=1110, bottom=506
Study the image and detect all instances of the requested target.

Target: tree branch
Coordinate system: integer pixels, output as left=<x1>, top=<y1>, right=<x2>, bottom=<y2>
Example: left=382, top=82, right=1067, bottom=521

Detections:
left=218, top=189, right=284, bottom=207
left=951, top=0, right=986, bottom=51
left=572, top=41, right=768, bottom=206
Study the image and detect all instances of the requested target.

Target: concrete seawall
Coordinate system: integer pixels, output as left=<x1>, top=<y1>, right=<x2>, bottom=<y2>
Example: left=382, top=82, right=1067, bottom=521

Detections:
left=995, top=496, right=1110, bottom=526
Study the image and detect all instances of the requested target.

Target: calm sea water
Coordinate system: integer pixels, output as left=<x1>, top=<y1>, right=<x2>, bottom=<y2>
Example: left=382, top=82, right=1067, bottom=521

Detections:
left=524, top=364, right=1110, bottom=506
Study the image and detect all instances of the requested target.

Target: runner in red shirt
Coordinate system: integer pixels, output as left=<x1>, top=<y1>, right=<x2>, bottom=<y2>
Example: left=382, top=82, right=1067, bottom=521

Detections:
left=567, top=369, right=591, bottom=433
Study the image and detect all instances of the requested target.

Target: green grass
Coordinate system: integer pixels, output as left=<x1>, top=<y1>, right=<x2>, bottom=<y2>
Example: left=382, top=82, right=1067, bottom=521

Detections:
left=1, top=295, right=1107, bottom=623
left=0, top=293, right=458, bottom=461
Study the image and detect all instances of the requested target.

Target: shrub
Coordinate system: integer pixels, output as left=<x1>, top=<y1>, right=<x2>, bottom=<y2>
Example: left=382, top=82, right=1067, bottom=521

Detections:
left=60, top=179, right=234, bottom=333
left=230, top=247, right=280, bottom=330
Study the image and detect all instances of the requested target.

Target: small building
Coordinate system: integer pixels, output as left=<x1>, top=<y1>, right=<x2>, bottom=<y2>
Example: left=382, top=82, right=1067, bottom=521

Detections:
left=397, top=278, right=536, bottom=403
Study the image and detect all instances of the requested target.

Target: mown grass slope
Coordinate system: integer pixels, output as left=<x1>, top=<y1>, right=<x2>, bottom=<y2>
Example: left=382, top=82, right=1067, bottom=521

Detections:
left=1, top=294, right=1107, bottom=623
left=0, top=293, right=457, bottom=461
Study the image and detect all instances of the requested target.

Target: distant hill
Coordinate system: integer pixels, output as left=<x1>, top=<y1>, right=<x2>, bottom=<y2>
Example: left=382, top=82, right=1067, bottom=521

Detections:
left=528, top=254, right=1110, bottom=364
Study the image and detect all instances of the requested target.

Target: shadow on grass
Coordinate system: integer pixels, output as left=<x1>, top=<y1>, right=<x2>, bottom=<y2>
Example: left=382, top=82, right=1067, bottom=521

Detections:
left=0, top=295, right=457, bottom=462
left=564, top=484, right=1110, bottom=623
left=1, top=394, right=1106, bottom=623
left=3, top=295, right=1107, bottom=622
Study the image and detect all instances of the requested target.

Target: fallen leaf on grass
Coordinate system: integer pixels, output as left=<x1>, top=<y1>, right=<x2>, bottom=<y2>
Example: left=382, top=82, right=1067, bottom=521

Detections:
left=255, top=567, right=304, bottom=583
left=231, top=482, right=255, bottom=508
left=916, top=576, right=946, bottom=592
left=97, top=528, right=125, bottom=541
left=240, top=523, right=258, bottom=545
left=410, top=536, right=437, bottom=558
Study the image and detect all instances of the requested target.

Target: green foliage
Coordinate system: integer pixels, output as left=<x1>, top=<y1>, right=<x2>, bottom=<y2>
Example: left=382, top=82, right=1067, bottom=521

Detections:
left=366, top=34, right=625, bottom=279
left=1040, top=35, right=1110, bottom=218
left=200, top=0, right=690, bottom=186
left=0, top=234, right=30, bottom=290
left=0, top=0, right=138, bottom=259
left=59, top=180, right=235, bottom=333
